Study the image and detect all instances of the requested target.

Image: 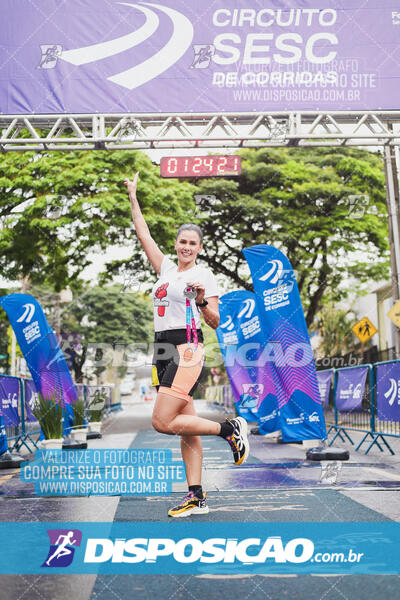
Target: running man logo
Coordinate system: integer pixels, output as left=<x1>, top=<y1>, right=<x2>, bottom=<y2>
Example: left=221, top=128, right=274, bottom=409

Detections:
left=351, top=317, right=378, bottom=344
left=191, top=44, right=215, bottom=69
left=392, top=11, right=400, bottom=24
left=239, top=383, right=264, bottom=408
left=42, top=529, right=82, bottom=568
left=16, top=303, right=35, bottom=323
left=44, top=3, right=194, bottom=90
left=38, top=45, right=62, bottom=69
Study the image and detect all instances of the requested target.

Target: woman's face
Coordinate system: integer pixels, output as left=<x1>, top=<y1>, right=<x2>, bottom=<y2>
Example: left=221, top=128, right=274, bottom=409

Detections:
left=175, top=229, right=202, bottom=265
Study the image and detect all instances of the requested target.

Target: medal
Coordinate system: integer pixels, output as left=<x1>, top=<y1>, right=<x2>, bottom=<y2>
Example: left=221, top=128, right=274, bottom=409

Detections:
left=184, top=347, right=194, bottom=361
left=184, top=286, right=197, bottom=300
left=184, top=285, right=198, bottom=360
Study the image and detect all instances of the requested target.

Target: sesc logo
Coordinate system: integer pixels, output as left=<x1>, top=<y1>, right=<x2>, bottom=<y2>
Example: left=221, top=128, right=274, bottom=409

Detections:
left=259, top=260, right=284, bottom=285
left=220, top=315, right=235, bottom=331
left=42, top=529, right=82, bottom=568
left=237, top=298, right=256, bottom=320
left=84, top=536, right=314, bottom=564
left=16, top=303, right=35, bottom=323
left=384, top=378, right=400, bottom=406
left=43, top=2, right=194, bottom=90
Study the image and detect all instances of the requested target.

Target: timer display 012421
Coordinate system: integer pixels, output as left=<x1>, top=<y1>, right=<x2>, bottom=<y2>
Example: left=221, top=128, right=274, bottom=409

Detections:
left=160, top=155, right=241, bottom=178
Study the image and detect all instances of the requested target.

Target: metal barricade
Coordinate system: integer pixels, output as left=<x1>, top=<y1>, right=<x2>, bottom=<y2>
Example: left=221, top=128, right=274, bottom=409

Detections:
left=0, top=374, right=24, bottom=451
left=316, top=369, right=335, bottom=428
left=325, top=364, right=398, bottom=454
left=355, top=360, right=400, bottom=455
left=0, top=377, right=114, bottom=454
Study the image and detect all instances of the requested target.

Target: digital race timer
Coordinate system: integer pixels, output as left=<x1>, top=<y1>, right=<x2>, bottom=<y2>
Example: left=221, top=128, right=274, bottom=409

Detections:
left=160, top=155, right=241, bottom=178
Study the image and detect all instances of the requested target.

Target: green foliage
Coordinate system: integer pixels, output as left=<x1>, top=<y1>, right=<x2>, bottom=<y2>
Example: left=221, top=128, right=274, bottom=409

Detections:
left=88, top=390, right=106, bottom=422
left=25, top=282, right=154, bottom=382
left=190, top=147, right=390, bottom=325
left=0, top=146, right=391, bottom=334
left=0, top=295, right=9, bottom=372
left=60, top=284, right=154, bottom=382
left=72, top=398, right=85, bottom=428
left=32, top=392, right=63, bottom=440
left=0, top=149, right=195, bottom=290
left=314, top=303, right=356, bottom=358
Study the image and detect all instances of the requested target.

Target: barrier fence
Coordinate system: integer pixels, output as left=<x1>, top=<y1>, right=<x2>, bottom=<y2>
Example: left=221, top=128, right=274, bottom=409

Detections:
left=0, top=375, right=118, bottom=454
left=206, top=360, right=400, bottom=454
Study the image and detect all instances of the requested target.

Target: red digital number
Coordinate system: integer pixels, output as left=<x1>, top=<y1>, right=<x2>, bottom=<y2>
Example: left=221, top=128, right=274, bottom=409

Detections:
left=217, top=156, right=228, bottom=173
left=203, top=157, right=214, bottom=172
left=168, top=158, right=178, bottom=174
left=192, top=157, right=202, bottom=174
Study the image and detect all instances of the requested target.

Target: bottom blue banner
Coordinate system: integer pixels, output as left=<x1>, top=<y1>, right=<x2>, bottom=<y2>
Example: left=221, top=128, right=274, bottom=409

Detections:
left=0, top=522, right=399, bottom=574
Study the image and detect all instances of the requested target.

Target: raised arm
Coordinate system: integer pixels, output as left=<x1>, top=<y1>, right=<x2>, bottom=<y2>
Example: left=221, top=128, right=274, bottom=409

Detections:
left=124, top=172, right=164, bottom=275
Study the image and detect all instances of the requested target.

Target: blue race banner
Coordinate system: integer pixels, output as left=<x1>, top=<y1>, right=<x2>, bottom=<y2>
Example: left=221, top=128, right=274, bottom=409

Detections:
left=23, top=379, right=40, bottom=423
left=335, top=366, right=368, bottom=412
left=375, top=361, right=400, bottom=422
left=0, top=376, right=20, bottom=427
left=0, top=412, right=8, bottom=455
left=0, top=521, right=400, bottom=574
left=0, top=294, right=77, bottom=433
left=243, top=245, right=326, bottom=442
left=217, top=291, right=279, bottom=430
left=316, top=370, right=333, bottom=406
left=217, top=292, right=255, bottom=422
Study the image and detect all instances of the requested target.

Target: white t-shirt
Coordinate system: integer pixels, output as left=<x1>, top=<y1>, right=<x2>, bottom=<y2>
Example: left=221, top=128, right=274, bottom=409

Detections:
left=152, top=256, right=219, bottom=332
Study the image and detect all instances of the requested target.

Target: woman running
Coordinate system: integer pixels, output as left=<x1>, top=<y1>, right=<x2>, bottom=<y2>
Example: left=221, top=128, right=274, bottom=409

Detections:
left=125, top=172, right=249, bottom=518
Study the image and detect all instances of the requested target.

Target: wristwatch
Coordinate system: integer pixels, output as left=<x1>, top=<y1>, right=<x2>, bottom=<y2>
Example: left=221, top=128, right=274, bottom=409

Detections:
left=196, top=299, right=209, bottom=308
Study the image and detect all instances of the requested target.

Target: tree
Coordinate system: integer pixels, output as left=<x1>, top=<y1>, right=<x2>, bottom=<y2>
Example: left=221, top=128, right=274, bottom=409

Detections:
left=190, top=147, right=390, bottom=325
left=0, top=290, right=9, bottom=372
left=0, top=149, right=195, bottom=291
left=57, top=284, right=154, bottom=383
left=313, top=303, right=356, bottom=358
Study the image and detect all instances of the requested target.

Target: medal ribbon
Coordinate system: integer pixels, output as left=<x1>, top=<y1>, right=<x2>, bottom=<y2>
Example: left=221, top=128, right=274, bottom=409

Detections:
left=186, top=298, right=198, bottom=352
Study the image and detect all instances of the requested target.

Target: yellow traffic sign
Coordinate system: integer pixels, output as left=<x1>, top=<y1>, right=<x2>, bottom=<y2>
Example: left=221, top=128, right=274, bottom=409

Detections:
left=388, top=300, right=400, bottom=329
left=351, top=317, right=378, bottom=344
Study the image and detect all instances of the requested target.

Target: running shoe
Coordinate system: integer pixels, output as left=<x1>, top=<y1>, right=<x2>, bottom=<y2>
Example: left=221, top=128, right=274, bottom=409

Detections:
left=225, top=416, right=250, bottom=466
left=168, top=491, right=209, bottom=518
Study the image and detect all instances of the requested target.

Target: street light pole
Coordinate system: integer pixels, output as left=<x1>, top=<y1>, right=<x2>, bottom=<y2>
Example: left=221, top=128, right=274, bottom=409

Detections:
left=384, top=144, right=400, bottom=358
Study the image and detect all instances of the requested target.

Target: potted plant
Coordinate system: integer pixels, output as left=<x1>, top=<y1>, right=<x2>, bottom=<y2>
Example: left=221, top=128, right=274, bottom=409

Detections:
left=70, top=398, right=88, bottom=442
left=32, top=392, right=64, bottom=450
left=87, top=390, right=106, bottom=434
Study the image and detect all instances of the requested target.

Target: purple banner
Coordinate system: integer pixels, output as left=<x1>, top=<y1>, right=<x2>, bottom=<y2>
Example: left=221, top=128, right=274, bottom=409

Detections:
left=243, top=245, right=326, bottom=442
left=317, top=370, right=333, bottom=406
left=335, top=366, right=368, bottom=411
left=1, top=1, right=399, bottom=114
left=217, top=290, right=280, bottom=429
left=376, top=362, right=400, bottom=422
left=23, top=379, right=39, bottom=424
left=0, top=376, right=20, bottom=427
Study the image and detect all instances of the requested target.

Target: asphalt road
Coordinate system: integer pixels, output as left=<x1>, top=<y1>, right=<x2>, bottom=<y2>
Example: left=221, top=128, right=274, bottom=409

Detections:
left=0, top=397, right=400, bottom=600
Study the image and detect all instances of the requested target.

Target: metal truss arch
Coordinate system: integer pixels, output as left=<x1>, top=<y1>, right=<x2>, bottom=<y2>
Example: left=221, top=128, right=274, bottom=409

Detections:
left=2, top=111, right=400, bottom=151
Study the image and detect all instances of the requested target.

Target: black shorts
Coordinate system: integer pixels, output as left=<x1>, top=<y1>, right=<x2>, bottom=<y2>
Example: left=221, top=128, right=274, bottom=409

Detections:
left=152, top=329, right=205, bottom=401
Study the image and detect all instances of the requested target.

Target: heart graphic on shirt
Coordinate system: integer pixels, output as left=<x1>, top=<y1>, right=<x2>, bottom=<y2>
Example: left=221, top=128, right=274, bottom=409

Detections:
left=154, top=283, right=169, bottom=316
